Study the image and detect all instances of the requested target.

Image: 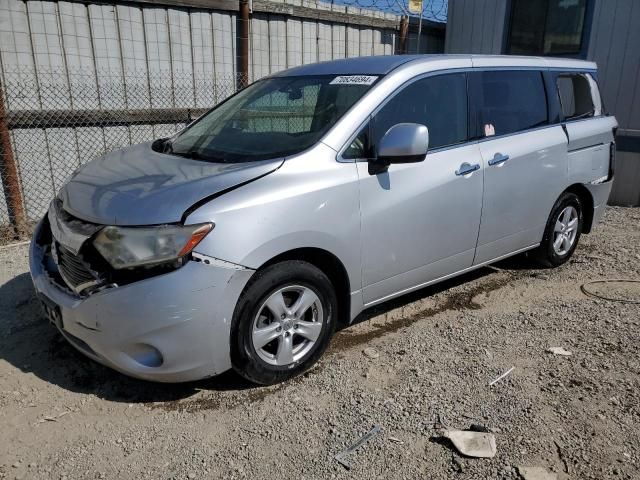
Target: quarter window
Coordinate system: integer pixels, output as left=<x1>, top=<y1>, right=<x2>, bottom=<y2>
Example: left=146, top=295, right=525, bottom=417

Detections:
left=368, top=73, right=468, bottom=152
left=342, top=125, right=370, bottom=159
left=556, top=74, right=595, bottom=120
left=475, top=70, right=548, bottom=137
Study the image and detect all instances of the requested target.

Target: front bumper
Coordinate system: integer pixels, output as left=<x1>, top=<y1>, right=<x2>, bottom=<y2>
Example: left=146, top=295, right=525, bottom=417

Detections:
left=29, top=220, right=253, bottom=382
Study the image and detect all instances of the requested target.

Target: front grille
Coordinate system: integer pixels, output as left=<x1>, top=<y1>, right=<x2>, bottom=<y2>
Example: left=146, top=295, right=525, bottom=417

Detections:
left=54, top=243, right=101, bottom=293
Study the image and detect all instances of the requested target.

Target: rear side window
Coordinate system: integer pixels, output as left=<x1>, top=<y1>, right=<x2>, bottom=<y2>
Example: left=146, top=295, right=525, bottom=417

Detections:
left=556, top=74, right=595, bottom=120
left=371, top=73, right=468, bottom=151
left=475, top=70, right=548, bottom=137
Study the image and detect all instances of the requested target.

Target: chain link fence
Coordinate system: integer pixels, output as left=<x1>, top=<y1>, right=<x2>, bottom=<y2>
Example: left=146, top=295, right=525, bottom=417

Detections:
left=0, top=0, right=447, bottom=245
left=0, top=67, right=242, bottom=243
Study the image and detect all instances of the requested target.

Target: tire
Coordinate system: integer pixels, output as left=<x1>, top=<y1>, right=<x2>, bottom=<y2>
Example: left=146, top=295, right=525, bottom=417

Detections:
left=230, top=260, right=337, bottom=385
left=533, top=192, right=583, bottom=267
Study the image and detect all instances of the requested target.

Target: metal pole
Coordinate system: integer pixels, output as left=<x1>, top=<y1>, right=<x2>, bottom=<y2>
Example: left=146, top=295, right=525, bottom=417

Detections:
left=416, top=8, right=423, bottom=53
left=239, top=0, right=250, bottom=89
left=399, top=15, right=409, bottom=54
left=0, top=79, right=27, bottom=237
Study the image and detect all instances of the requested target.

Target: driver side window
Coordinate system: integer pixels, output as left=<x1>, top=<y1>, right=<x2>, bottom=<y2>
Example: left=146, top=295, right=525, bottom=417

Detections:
left=342, top=73, right=468, bottom=159
left=373, top=73, right=468, bottom=152
left=343, top=72, right=468, bottom=160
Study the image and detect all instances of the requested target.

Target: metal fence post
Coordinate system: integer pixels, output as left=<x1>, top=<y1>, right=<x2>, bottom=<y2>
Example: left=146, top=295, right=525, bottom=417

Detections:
left=399, top=15, right=409, bottom=54
left=239, top=0, right=251, bottom=89
left=0, top=79, right=27, bottom=238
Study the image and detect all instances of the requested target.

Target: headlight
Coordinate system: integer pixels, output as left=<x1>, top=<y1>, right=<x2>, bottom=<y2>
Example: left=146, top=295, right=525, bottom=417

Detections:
left=93, top=223, right=213, bottom=269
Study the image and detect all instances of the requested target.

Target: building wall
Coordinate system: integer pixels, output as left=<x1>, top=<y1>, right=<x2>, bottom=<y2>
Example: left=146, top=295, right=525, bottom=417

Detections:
left=445, top=0, right=640, bottom=206
left=587, top=0, right=640, bottom=205
left=444, top=0, right=507, bottom=55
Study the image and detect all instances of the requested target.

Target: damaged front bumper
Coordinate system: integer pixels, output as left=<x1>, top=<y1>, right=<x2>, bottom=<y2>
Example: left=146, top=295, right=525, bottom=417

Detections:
left=29, top=220, right=254, bottom=383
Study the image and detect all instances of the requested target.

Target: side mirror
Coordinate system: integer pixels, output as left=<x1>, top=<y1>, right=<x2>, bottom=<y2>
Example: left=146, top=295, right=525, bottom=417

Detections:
left=369, top=123, right=429, bottom=175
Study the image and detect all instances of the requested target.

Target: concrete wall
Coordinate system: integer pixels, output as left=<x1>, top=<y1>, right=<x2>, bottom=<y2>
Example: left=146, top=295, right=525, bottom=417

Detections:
left=445, top=0, right=640, bottom=206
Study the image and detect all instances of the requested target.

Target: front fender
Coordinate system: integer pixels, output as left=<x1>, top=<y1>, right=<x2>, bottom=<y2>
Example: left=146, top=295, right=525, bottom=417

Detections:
left=185, top=146, right=363, bottom=298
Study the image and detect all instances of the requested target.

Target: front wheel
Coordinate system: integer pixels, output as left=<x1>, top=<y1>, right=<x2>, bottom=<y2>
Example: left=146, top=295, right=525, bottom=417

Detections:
left=533, top=192, right=583, bottom=267
left=230, top=260, right=337, bottom=385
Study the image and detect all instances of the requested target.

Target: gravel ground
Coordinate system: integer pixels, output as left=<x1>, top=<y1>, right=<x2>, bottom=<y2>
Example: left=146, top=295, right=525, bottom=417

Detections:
left=1, top=207, right=639, bottom=480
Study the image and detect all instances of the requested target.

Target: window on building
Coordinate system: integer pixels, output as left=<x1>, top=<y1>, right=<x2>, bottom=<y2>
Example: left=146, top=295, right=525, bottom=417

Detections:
left=474, top=70, right=548, bottom=137
left=507, top=0, right=588, bottom=56
left=556, top=74, right=595, bottom=120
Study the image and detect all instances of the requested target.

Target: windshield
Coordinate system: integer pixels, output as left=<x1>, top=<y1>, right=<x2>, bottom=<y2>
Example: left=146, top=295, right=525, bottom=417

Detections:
left=165, top=75, right=377, bottom=162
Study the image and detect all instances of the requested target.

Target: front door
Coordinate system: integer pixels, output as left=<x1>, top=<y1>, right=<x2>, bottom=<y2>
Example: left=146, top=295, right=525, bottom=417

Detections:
left=352, top=72, right=484, bottom=305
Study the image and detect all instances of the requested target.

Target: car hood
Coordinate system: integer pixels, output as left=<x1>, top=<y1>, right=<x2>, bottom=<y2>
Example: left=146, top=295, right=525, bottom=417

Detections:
left=59, top=142, right=284, bottom=225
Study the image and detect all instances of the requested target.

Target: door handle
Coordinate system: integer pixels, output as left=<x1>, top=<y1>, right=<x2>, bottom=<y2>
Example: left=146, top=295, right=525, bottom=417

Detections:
left=455, top=162, right=480, bottom=176
left=488, top=153, right=510, bottom=166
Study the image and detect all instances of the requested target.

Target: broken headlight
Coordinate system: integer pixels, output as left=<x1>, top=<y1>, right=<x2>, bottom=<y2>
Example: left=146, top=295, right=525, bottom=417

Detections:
left=93, top=223, right=213, bottom=269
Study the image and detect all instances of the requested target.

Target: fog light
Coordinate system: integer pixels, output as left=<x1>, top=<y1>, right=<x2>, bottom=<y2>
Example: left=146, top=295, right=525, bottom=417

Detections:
left=127, top=343, right=163, bottom=368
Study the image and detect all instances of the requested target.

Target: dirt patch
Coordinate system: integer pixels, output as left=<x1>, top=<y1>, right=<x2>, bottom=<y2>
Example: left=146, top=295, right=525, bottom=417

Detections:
left=154, top=363, right=326, bottom=413
left=1, top=207, right=639, bottom=480
left=331, top=271, right=522, bottom=350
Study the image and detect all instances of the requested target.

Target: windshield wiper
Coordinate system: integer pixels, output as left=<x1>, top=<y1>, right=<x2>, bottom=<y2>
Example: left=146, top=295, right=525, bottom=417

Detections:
left=152, top=137, right=192, bottom=157
left=169, top=149, right=203, bottom=160
left=170, top=149, right=229, bottom=163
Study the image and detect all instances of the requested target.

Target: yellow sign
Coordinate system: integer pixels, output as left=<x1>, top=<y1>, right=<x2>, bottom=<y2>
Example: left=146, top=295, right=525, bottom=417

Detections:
left=408, top=0, right=423, bottom=14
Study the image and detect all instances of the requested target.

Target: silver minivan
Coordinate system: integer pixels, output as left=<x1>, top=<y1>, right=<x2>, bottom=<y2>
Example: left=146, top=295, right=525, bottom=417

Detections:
left=30, top=55, right=617, bottom=384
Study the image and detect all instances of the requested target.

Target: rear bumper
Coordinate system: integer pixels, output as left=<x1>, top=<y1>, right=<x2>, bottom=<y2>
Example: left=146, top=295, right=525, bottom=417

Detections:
left=29, top=220, right=253, bottom=383
left=585, top=178, right=614, bottom=229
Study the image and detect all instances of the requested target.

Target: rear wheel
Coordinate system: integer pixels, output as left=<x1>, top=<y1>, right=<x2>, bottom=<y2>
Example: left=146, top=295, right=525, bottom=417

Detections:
left=230, top=260, right=337, bottom=385
left=534, top=192, right=583, bottom=267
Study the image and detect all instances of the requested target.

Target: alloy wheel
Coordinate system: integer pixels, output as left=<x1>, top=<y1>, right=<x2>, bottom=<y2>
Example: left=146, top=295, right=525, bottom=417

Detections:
left=251, top=285, right=324, bottom=366
left=553, top=205, right=579, bottom=256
